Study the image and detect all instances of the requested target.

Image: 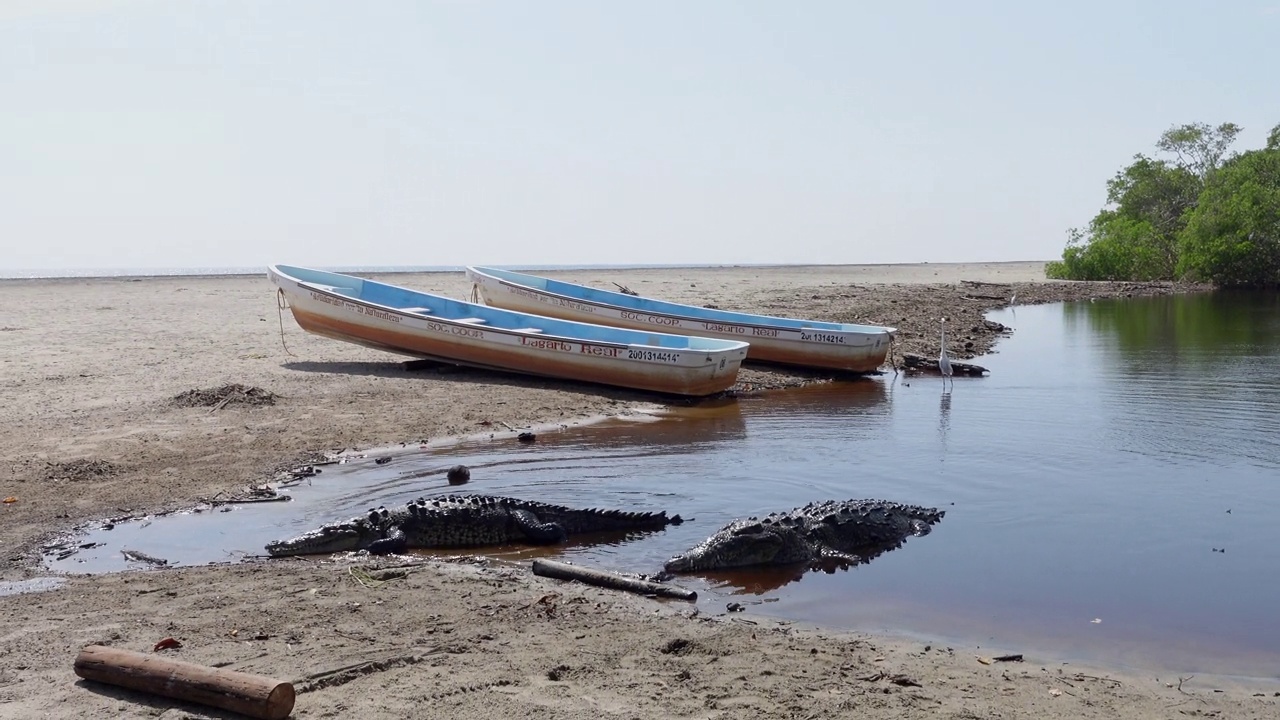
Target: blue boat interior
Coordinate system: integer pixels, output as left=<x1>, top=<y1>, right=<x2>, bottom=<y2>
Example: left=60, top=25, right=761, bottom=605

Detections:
left=272, top=265, right=745, bottom=351
left=471, top=266, right=893, bottom=334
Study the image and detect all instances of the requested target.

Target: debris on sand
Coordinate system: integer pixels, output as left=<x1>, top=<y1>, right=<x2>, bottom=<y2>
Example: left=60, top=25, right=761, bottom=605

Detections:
left=269, top=450, right=337, bottom=477
left=902, top=353, right=989, bottom=377
left=45, top=459, right=118, bottom=482
left=121, top=549, right=169, bottom=566
left=172, top=384, right=278, bottom=409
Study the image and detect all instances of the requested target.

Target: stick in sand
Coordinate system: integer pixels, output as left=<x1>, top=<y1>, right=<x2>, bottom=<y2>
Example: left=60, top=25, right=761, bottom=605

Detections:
left=531, top=558, right=697, bottom=601
left=73, top=645, right=295, bottom=720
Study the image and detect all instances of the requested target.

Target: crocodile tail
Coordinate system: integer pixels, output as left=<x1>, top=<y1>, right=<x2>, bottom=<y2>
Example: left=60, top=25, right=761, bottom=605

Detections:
left=442, top=495, right=681, bottom=534
left=554, top=507, right=681, bottom=534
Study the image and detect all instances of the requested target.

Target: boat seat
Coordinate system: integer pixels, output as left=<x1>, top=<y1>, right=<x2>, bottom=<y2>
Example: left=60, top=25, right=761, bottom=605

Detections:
left=455, top=317, right=488, bottom=324
left=302, top=281, right=358, bottom=295
left=307, top=283, right=357, bottom=295
left=401, top=307, right=433, bottom=315
left=511, top=327, right=544, bottom=334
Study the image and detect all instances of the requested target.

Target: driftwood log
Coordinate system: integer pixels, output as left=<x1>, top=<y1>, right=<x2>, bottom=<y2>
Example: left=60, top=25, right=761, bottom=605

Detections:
left=531, top=558, right=697, bottom=601
left=73, top=645, right=295, bottom=720
left=902, top=353, right=989, bottom=377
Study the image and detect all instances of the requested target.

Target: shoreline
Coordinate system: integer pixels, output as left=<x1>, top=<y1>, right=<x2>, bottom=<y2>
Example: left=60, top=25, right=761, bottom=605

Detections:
left=25, top=395, right=1278, bottom=688
left=4, top=262, right=1264, bottom=718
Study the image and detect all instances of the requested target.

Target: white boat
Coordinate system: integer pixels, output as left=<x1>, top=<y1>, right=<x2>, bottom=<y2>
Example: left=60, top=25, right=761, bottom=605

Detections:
left=269, top=265, right=749, bottom=396
left=466, top=266, right=895, bottom=373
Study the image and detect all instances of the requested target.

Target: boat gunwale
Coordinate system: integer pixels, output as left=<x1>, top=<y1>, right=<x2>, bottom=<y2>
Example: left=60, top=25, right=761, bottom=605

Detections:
left=272, top=266, right=749, bottom=356
left=470, top=266, right=897, bottom=337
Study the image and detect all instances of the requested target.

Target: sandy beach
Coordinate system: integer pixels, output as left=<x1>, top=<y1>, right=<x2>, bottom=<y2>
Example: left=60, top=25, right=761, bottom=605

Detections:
left=4, top=261, right=1270, bottom=719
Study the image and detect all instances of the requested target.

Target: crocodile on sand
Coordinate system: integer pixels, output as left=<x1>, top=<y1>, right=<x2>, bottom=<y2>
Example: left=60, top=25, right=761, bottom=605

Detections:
left=663, top=499, right=943, bottom=572
left=265, top=494, right=683, bottom=557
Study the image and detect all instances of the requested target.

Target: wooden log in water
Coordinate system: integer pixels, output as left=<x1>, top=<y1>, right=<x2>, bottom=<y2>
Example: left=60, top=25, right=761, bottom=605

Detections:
left=73, top=645, right=295, bottom=720
left=531, top=558, right=697, bottom=602
left=902, top=353, right=989, bottom=377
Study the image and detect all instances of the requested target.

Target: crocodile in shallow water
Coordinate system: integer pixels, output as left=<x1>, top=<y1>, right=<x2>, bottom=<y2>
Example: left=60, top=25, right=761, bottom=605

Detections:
left=265, top=494, right=683, bottom=557
left=663, top=499, right=943, bottom=572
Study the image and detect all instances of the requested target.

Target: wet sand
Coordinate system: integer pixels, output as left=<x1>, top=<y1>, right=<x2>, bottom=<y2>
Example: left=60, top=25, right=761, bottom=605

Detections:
left=5, top=262, right=1268, bottom=719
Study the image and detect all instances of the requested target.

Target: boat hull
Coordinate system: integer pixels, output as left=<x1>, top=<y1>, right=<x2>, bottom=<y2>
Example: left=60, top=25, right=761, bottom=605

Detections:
left=270, top=267, right=747, bottom=397
left=467, top=268, right=893, bottom=373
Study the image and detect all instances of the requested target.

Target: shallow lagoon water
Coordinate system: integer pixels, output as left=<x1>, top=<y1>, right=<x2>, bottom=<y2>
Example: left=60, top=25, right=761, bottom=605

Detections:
left=47, top=293, right=1280, bottom=677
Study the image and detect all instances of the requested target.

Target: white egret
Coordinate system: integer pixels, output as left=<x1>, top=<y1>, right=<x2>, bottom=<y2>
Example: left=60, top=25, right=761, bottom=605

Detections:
left=939, top=318, right=953, bottom=390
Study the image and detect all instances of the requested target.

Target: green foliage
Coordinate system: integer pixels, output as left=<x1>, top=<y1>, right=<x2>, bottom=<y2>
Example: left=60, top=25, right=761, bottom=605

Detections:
left=1044, top=260, right=1068, bottom=279
left=1178, top=147, right=1280, bottom=287
left=1048, top=214, right=1170, bottom=281
left=1101, top=156, right=1200, bottom=277
left=1050, top=121, right=1280, bottom=287
left=1050, top=150, right=1201, bottom=281
left=1155, top=122, right=1242, bottom=180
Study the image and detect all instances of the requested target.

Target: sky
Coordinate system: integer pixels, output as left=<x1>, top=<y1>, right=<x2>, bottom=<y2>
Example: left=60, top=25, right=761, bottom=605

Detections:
left=2, top=1, right=1278, bottom=272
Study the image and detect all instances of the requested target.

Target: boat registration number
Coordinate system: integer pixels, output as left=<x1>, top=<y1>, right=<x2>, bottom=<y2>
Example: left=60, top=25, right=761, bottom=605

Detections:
left=628, top=349, right=681, bottom=363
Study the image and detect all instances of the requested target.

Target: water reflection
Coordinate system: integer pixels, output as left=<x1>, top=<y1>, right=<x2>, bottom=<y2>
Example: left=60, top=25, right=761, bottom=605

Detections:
left=1060, top=293, right=1280, bottom=469
left=1068, top=291, right=1280, bottom=359
left=572, top=397, right=748, bottom=450
left=755, top=296, right=1280, bottom=677
left=938, top=391, right=952, bottom=443
left=682, top=539, right=931, bottom=594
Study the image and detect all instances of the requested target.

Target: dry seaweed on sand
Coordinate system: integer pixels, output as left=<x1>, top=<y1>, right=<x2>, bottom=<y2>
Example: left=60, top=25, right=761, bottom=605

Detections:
left=44, top=459, right=118, bottom=482
left=172, top=383, right=278, bottom=408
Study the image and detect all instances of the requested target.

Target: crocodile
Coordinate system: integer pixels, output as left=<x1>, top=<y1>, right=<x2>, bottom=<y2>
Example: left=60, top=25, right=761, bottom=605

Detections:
left=265, top=494, right=683, bottom=557
left=663, top=499, right=943, bottom=572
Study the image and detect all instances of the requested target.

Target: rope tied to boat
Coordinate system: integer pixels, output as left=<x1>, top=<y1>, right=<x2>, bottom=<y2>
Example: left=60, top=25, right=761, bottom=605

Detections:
left=276, top=288, right=297, bottom=358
